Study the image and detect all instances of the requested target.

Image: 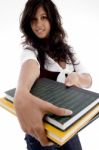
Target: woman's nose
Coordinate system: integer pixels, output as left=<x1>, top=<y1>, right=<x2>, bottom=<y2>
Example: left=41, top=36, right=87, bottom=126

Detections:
left=36, top=19, right=43, bottom=27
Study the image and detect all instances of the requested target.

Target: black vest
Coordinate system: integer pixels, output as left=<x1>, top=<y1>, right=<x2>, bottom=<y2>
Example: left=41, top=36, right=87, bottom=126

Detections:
left=39, top=68, right=59, bottom=81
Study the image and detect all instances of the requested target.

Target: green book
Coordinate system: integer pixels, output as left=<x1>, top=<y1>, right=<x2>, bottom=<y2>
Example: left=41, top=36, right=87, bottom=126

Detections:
left=0, top=97, right=98, bottom=146
left=5, top=78, right=99, bottom=130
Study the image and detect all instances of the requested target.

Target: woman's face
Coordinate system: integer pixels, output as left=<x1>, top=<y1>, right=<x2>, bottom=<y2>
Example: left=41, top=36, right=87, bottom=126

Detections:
left=31, top=6, right=51, bottom=39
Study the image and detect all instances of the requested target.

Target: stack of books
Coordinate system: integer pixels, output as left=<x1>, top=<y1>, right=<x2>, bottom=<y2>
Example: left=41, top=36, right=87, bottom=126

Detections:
left=0, top=78, right=99, bottom=145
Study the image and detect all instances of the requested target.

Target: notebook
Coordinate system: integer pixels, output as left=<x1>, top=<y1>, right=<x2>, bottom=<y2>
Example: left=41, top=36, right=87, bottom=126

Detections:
left=5, top=78, right=99, bottom=130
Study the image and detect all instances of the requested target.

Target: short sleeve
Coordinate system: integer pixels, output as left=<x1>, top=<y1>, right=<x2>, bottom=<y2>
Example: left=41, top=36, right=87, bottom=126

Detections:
left=74, top=53, right=88, bottom=73
left=20, top=45, right=40, bottom=67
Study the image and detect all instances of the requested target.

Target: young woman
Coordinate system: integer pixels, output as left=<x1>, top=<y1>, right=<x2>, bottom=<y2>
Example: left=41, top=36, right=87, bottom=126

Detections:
left=14, top=0, right=92, bottom=149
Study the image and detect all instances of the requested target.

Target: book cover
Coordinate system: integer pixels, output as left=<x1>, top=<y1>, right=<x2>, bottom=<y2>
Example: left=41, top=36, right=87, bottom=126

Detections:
left=5, top=88, right=15, bottom=102
left=4, top=78, right=99, bottom=130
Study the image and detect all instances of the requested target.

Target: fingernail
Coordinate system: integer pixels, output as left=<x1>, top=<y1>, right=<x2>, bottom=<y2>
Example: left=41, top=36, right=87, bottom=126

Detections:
left=65, top=109, right=73, bottom=115
left=48, top=142, right=54, bottom=146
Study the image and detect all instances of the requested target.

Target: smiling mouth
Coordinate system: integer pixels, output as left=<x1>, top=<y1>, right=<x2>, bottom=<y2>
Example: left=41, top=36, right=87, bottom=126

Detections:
left=36, top=29, right=45, bottom=33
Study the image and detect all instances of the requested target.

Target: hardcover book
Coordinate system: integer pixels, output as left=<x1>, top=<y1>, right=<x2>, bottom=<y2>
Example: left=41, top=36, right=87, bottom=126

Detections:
left=0, top=97, right=99, bottom=145
left=44, top=105, right=99, bottom=145
left=4, top=78, right=99, bottom=130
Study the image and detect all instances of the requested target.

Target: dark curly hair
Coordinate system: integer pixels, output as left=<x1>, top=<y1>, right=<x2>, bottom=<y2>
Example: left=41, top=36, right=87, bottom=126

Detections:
left=20, top=0, right=76, bottom=68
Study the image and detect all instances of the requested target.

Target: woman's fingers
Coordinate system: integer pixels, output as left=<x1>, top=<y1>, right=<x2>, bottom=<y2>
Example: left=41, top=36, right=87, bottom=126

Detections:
left=34, top=121, right=54, bottom=146
left=46, top=102, right=73, bottom=116
left=65, top=72, right=80, bottom=87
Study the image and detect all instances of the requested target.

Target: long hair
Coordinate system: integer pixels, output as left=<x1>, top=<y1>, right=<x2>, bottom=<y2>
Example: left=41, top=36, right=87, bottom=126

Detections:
left=20, top=0, right=76, bottom=68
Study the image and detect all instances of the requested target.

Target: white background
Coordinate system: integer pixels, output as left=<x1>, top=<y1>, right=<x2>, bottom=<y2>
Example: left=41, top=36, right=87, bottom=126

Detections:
left=0, top=0, right=99, bottom=149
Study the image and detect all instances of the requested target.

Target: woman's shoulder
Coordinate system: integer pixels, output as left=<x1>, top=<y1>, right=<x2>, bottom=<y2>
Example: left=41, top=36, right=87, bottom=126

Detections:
left=20, top=44, right=39, bottom=65
left=21, top=44, right=38, bottom=56
left=24, top=44, right=38, bottom=53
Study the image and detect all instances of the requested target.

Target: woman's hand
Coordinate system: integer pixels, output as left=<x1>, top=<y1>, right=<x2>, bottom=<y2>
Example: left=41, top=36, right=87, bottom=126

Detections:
left=65, top=72, right=80, bottom=87
left=14, top=90, right=72, bottom=146
left=65, top=72, right=92, bottom=88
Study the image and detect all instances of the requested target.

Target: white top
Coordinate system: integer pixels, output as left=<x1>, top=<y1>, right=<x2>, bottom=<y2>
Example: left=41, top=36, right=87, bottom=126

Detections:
left=21, top=45, right=88, bottom=83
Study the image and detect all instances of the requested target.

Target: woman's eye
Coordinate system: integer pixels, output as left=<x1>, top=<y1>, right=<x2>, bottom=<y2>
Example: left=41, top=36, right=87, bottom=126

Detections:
left=42, top=16, right=48, bottom=20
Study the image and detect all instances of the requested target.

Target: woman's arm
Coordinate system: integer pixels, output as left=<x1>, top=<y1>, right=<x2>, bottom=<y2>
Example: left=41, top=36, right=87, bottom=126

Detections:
left=14, top=59, right=72, bottom=146
left=15, top=59, right=40, bottom=93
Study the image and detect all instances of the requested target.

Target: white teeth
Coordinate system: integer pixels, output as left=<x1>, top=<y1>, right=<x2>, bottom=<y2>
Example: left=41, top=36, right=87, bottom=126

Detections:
left=36, top=29, right=44, bottom=33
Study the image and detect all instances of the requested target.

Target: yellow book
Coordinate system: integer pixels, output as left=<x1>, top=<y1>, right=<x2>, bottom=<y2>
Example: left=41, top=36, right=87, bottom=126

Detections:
left=44, top=104, right=99, bottom=145
left=0, top=97, right=99, bottom=145
left=0, top=97, right=16, bottom=115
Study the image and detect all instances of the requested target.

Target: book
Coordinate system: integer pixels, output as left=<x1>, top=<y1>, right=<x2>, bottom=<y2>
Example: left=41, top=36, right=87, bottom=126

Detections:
left=4, top=78, right=99, bottom=130
left=4, top=88, right=15, bottom=102
left=0, top=97, right=16, bottom=115
left=0, top=97, right=99, bottom=145
left=44, top=105, right=99, bottom=145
